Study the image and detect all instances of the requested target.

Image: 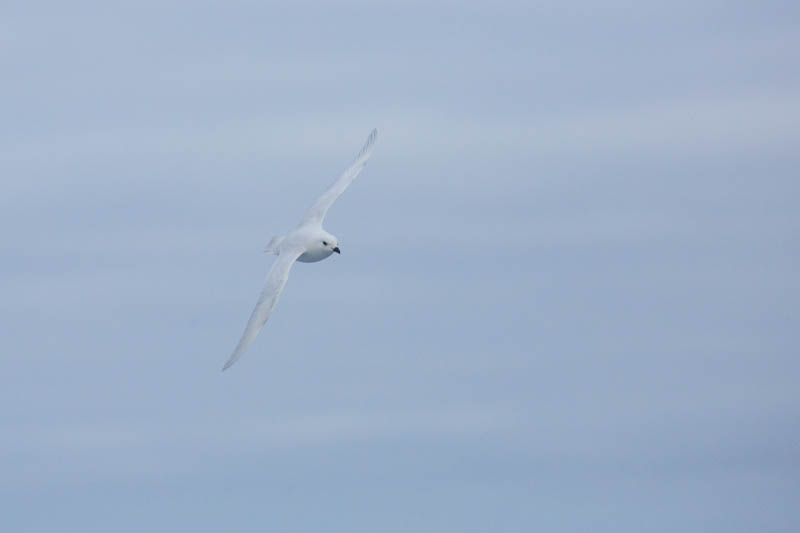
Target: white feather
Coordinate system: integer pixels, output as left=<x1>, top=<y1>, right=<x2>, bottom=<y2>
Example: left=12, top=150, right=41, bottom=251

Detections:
left=300, top=128, right=378, bottom=227
left=222, top=247, right=303, bottom=371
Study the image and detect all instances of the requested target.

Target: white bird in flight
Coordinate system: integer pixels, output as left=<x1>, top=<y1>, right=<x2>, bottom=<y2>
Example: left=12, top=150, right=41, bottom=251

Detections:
left=222, top=129, right=379, bottom=371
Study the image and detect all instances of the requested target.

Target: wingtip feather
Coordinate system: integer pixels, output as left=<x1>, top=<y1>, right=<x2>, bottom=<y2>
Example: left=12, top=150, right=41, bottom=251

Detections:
left=357, top=128, right=378, bottom=160
left=222, top=346, right=245, bottom=371
left=222, top=350, right=242, bottom=371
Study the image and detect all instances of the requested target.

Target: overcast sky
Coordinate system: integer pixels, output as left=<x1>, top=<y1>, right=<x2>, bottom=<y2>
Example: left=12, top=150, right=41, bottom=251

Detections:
left=1, top=1, right=798, bottom=531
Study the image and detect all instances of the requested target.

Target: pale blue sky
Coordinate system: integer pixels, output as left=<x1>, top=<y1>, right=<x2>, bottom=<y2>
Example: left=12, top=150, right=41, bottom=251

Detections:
left=1, top=1, right=799, bottom=531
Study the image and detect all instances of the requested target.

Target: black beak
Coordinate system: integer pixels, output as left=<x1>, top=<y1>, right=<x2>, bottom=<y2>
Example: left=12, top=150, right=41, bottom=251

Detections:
left=333, top=246, right=340, bottom=254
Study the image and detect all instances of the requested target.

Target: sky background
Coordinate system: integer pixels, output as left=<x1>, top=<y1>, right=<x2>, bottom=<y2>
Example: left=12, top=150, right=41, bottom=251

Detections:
left=1, top=1, right=799, bottom=531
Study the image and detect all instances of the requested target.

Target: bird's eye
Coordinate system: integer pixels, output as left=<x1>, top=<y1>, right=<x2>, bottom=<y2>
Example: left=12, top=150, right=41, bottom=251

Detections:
left=322, top=241, right=328, bottom=246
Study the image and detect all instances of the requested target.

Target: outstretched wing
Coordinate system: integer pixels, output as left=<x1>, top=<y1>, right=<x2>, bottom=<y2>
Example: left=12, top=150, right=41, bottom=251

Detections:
left=222, top=247, right=304, bottom=371
left=299, top=128, right=378, bottom=227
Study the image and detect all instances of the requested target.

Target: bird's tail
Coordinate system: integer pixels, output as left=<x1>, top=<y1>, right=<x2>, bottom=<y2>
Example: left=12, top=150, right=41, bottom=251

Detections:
left=264, top=235, right=284, bottom=254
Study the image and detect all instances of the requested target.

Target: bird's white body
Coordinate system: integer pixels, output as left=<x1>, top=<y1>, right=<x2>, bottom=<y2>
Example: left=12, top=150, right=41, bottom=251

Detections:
left=270, top=225, right=337, bottom=263
left=222, top=129, right=378, bottom=371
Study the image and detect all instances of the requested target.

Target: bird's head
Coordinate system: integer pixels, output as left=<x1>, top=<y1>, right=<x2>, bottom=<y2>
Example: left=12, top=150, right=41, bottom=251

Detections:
left=320, top=232, right=340, bottom=254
